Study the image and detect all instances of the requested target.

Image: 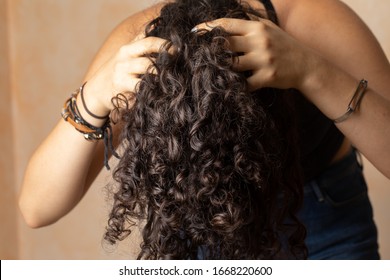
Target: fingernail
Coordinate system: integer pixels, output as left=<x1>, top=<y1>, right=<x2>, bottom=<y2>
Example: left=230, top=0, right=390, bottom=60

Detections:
left=191, top=27, right=198, bottom=33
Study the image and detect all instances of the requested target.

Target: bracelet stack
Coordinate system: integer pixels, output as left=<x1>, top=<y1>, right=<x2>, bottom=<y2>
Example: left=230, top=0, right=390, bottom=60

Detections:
left=333, top=79, right=368, bottom=123
left=61, top=82, right=119, bottom=170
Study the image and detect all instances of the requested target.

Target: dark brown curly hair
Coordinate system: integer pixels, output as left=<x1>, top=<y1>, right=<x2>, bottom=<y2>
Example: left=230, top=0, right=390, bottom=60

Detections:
left=105, top=0, right=306, bottom=259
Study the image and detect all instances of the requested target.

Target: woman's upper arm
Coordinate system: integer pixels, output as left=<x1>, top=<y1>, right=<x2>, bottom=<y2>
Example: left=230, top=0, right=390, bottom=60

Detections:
left=276, top=0, right=390, bottom=96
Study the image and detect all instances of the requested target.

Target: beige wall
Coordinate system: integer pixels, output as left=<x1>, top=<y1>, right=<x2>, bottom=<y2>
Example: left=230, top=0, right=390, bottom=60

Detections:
left=3, top=0, right=156, bottom=260
left=0, top=0, right=389, bottom=259
left=0, top=0, right=18, bottom=260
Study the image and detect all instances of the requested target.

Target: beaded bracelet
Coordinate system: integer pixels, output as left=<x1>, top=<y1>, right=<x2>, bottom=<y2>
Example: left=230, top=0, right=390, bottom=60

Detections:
left=61, top=87, right=120, bottom=169
left=333, top=79, right=368, bottom=123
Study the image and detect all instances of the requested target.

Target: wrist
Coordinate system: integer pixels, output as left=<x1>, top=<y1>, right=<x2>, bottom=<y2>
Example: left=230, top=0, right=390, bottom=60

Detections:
left=296, top=53, right=361, bottom=120
left=298, top=52, right=339, bottom=103
left=61, top=86, right=120, bottom=170
left=296, top=50, right=324, bottom=95
left=76, top=82, right=111, bottom=127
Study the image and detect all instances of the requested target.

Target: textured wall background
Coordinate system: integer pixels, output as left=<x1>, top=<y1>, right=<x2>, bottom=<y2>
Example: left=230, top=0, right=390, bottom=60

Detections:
left=0, top=0, right=389, bottom=259
left=0, top=0, right=18, bottom=260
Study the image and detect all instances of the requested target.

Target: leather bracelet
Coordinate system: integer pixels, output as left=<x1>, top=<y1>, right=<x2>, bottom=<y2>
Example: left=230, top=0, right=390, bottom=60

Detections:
left=79, top=82, right=110, bottom=120
left=61, top=89, right=120, bottom=170
left=61, top=94, right=108, bottom=139
left=333, top=79, right=368, bottom=123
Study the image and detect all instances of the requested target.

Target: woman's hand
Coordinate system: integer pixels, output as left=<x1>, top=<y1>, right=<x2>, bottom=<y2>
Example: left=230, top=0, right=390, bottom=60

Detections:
left=194, top=18, right=314, bottom=92
left=81, top=36, right=169, bottom=119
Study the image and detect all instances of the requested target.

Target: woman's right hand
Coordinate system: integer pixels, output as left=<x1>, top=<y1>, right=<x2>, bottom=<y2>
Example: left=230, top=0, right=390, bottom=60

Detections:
left=80, top=36, right=170, bottom=122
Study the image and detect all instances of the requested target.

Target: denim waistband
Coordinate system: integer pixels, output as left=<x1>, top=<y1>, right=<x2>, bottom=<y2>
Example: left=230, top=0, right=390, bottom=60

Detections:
left=299, top=148, right=379, bottom=259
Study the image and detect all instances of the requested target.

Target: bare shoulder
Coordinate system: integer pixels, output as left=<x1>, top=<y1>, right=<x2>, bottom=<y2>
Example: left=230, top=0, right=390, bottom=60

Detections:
left=84, top=1, right=168, bottom=79
left=273, top=0, right=390, bottom=89
left=272, top=0, right=373, bottom=33
left=272, top=0, right=381, bottom=52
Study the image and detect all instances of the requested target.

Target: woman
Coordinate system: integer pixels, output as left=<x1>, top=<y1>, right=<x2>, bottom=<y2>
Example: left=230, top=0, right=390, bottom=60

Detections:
left=19, top=0, right=390, bottom=259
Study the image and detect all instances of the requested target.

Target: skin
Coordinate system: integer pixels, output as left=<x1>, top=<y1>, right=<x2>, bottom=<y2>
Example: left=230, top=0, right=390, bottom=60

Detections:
left=19, top=0, right=390, bottom=228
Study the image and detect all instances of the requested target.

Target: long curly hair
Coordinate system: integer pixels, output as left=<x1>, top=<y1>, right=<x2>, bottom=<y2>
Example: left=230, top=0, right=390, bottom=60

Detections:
left=105, top=0, right=306, bottom=259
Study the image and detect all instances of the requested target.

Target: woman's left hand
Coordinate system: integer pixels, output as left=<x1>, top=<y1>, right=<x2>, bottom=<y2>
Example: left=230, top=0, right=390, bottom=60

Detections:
left=194, top=18, right=314, bottom=92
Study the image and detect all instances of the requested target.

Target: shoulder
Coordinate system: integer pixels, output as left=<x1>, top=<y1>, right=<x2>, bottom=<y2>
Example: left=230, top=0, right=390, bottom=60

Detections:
left=272, top=0, right=366, bottom=27
left=272, top=0, right=390, bottom=90
left=272, top=0, right=377, bottom=44
left=84, top=1, right=168, bottom=79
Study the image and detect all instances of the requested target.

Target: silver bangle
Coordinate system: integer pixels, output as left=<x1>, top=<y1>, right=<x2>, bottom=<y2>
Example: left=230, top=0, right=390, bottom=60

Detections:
left=333, top=79, right=368, bottom=123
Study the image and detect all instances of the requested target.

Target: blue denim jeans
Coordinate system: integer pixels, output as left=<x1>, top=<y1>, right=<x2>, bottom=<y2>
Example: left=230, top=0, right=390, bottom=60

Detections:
left=299, top=149, right=380, bottom=259
left=196, top=149, right=379, bottom=259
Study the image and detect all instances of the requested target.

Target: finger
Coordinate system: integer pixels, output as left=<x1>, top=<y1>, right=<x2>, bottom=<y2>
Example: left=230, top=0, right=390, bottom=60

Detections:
left=232, top=54, right=260, bottom=72
left=122, top=57, right=155, bottom=75
left=113, top=74, right=142, bottom=95
left=247, top=75, right=262, bottom=92
left=193, top=18, right=256, bottom=35
left=133, top=36, right=176, bottom=56
left=227, top=36, right=252, bottom=52
left=247, top=71, right=274, bottom=92
left=132, top=30, right=146, bottom=42
left=120, top=37, right=171, bottom=58
left=247, top=76, right=260, bottom=92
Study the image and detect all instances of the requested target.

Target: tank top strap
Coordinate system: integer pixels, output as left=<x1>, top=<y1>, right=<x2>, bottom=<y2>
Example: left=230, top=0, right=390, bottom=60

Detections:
left=257, top=0, right=279, bottom=24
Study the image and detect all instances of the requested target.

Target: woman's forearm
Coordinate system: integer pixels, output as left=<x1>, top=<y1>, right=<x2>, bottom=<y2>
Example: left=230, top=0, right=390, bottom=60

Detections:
left=19, top=9, right=170, bottom=227
left=19, top=118, right=102, bottom=228
left=300, top=55, right=390, bottom=178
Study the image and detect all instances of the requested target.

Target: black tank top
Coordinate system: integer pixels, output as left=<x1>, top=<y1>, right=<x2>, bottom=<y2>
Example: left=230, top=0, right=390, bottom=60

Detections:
left=259, top=0, right=345, bottom=181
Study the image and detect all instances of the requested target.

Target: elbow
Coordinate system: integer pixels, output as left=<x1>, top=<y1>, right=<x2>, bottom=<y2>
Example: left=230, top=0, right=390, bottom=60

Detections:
left=18, top=205, right=44, bottom=229
left=18, top=198, right=55, bottom=229
left=22, top=218, right=45, bottom=229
